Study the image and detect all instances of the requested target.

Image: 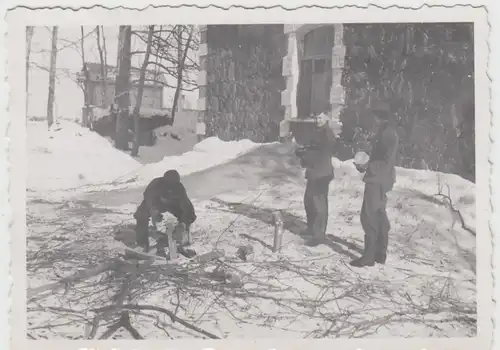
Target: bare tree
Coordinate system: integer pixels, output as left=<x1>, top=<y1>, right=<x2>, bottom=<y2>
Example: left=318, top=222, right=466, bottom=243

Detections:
left=46, top=26, right=58, bottom=128
left=170, top=25, right=194, bottom=123
left=114, top=25, right=132, bottom=150
left=101, top=26, right=109, bottom=84
left=131, top=25, right=155, bottom=157
left=79, top=26, right=92, bottom=127
left=96, top=26, right=109, bottom=108
left=25, top=26, right=35, bottom=121
left=132, top=25, right=200, bottom=122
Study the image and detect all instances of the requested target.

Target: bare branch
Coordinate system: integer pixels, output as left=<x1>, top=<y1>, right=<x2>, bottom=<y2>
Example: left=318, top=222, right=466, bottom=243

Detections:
left=434, top=183, right=476, bottom=237
left=27, top=259, right=121, bottom=301
left=93, top=304, right=220, bottom=339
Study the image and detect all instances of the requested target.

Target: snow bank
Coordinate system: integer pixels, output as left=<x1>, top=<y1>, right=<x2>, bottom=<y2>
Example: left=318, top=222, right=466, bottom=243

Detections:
left=128, top=136, right=262, bottom=183
left=28, top=121, right=264, bottom=199
left=27, top=120, right=142, bottom=193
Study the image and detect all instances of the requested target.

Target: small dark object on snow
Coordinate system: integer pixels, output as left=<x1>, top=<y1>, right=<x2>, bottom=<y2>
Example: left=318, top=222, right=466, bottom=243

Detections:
left=225, top=271, right=243, bottom=287
left=210, top=265, right=227, bottom=281
left=178, top=246, right=197, bottom=259
left=236, top=244, right=254, bottom=261
left=170, top=132, right=181, bottom=141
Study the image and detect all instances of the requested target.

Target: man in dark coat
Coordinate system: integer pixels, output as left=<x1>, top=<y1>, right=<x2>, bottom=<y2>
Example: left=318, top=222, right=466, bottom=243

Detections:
left=134, top=169, right=196, bottom=253
left=351, top=104, right=399, bottom=267
left=295, top=113, right=338, bottom=246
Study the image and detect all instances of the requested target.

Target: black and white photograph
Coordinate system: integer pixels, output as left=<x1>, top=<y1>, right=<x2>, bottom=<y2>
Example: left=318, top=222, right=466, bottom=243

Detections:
left=7, top=4, right=493, bottom=350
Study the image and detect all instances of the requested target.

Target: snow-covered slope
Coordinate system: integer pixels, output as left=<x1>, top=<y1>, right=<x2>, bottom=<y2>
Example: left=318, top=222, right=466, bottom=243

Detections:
left=27, top=120, right=261, bottom=198
left=27, top=120, right=142, bottom=194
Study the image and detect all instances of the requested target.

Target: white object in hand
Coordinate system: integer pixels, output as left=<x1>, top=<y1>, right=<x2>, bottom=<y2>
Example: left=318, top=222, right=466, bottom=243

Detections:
left=354, top=151, right=370, bottom=166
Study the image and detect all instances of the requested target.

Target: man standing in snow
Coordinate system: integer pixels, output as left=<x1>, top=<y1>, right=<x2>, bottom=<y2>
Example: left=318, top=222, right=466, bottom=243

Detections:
left=295, top=110, right=338, bottom=247
left=351, top=103, right=399, bottom=267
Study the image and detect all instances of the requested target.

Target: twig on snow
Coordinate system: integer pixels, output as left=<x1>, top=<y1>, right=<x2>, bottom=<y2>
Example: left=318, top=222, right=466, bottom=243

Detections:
left=92, top=304, right=220, bottom=339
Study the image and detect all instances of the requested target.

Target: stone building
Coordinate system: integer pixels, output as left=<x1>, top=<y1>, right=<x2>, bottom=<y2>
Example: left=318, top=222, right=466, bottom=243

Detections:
left=197, top=23, right=474, bottom=174
left=197, top=24, right=347, bottom=142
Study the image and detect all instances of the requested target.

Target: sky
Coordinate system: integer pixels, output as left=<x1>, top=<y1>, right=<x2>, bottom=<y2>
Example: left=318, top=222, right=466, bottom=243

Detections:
left=28, top=26, right=200, bottom=118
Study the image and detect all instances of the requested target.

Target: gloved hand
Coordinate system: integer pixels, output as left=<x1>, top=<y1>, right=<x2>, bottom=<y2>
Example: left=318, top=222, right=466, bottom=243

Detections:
left=355, top=163, right=367, bottom=173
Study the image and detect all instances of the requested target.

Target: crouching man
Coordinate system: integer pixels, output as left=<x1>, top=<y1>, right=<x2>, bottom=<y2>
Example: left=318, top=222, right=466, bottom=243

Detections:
left=351, top=104, right=399, bottom=267
left=295, top=112, right=338, bottom=247
left=134, top=169, right=196, bottom=253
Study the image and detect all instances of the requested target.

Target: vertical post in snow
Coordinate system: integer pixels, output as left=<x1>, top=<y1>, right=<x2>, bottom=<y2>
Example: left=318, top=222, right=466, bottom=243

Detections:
left=272, top=210, right=284, bottom=252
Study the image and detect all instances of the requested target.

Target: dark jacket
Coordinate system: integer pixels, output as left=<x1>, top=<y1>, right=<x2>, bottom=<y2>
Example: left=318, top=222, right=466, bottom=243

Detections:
left=296, top=125, right=337, bottom=180
left=363, top=122, right=399, bottom=192
left=143, top=177, right=196, bottom=225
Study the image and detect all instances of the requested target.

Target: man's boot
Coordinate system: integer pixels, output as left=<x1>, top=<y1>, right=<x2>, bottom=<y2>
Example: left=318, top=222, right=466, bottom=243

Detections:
left=375, top=253, right=386, bottom=264
left=305, top=236, right=326, bottom=247
left=350, top=232, right=376, bottom=267
left=349, top=257, right=375, bottom=267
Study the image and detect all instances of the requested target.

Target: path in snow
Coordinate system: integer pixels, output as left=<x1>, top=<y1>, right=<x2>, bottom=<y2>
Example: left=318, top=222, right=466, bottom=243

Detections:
left=83, top=142, right=304, bottom=207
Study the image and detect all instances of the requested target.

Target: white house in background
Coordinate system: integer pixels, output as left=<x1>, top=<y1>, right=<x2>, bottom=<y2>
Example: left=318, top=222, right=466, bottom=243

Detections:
left=79, top=62, right=168, bottom=116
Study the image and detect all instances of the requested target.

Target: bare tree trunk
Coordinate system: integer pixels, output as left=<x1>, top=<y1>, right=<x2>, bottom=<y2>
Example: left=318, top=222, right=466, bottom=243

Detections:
left=46, top=26, right=58, bottom=129
left=80, top=26, right=91, bottom=128
left=114, top=25, right=132, bottom=150
left=131, top=25, right=155, bottom=157
left=96, top=26, right=109, bottom=108
left=25, top=26, right=34, bottom=123
left=170, top=26, right=193, bottom=124
left=101, top=26, right=109, bottom=88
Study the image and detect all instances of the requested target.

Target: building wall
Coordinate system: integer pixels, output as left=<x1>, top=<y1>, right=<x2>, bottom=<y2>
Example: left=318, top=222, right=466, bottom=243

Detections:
left=199, top=25, right=287, bottom=142
left=90, top=83, right=163, bottom=110
left=198, top=23, right=474, bottom=179
left=199, top=24, right=346, bottom=142
left=339, top=23, right=474, bottom=176
left=281, top=24, right=346, bottom=124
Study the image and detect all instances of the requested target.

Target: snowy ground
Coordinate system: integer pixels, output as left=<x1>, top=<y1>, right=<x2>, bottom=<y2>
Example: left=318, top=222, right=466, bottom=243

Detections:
left=26, top=121, right=476, bottom=339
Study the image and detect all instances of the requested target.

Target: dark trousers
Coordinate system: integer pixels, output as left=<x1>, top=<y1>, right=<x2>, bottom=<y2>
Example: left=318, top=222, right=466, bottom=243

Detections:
left=304, top=176, right=332, bottom=240
left=360, top=183, right=391, bottom=261
left=134, top=200, right=153, bottom=251
left=134, top=200, right=190, bottom=252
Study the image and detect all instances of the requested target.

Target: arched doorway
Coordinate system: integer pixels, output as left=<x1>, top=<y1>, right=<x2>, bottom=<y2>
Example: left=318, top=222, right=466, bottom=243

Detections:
left=297, top=25, right=335, bottom=118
